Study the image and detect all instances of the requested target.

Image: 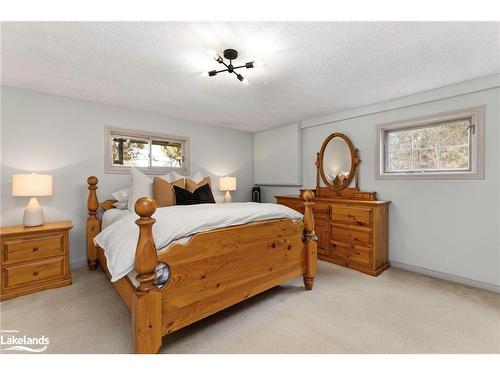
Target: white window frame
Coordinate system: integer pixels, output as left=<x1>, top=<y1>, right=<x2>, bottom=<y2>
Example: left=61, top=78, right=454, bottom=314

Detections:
left=375, top=106, right=484, bottom=180
left=105, top=127, right=190, bottom=175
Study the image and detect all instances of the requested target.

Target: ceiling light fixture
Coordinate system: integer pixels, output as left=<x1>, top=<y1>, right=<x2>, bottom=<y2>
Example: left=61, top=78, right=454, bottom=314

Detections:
left=204, top=48, right=258, bottom=85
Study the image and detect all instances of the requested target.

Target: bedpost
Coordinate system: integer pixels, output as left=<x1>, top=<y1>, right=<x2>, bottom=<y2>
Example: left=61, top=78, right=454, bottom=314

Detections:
left=87, top=176, right=100, bottom=271
left=302, top=190, right=317, bottom=290
left=131, top=197, right=162, bottom=354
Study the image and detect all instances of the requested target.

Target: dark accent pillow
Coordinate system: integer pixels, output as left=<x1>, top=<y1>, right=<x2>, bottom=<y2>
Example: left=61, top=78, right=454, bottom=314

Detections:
left=173, top=184, right=216, bottom=205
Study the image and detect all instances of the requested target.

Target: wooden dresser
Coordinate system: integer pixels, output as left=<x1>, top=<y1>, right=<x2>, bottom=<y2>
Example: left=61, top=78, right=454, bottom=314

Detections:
left=277, top=195, right=390, bottom=276
left=0, top=221, right=73, bottom=301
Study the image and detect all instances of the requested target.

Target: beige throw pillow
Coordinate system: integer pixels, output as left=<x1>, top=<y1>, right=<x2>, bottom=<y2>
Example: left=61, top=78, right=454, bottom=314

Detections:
left=185, top=177, right=211, bottom=193
left=153, top=177, right=185, bottom=207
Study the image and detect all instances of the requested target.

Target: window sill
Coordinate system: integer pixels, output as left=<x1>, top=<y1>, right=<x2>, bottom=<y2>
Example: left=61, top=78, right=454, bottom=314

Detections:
left=375, top=170, right=484, bottom=180
left=105, top=166, right=190, bottom=176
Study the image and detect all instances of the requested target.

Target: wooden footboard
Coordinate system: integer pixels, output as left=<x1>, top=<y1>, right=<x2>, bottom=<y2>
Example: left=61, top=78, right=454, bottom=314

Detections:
left=157, top=218, right=309, bottom=335
left=86, top=176, right=317, bottom=354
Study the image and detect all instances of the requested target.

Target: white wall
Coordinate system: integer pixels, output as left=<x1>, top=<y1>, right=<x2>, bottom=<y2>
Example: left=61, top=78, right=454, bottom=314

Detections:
left=253, top=123, right=301, bottom=186
left=1, top=86, right=254, bottom=267
left=258, top=77, right=500, bottom=289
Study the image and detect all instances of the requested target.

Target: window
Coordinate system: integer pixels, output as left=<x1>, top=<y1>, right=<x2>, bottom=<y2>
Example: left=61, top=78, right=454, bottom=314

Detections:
left=376, top=107, right=484, bottom=179
left=105, top=127, right=189, bottom=174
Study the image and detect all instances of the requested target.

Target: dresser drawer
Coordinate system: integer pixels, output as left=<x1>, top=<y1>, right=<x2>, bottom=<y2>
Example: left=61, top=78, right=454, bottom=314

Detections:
left=331, top=240, right=371, bottom=265
left=2, top=234, right=64, bottom=264
left=331, top=223, right=371, bottom=245
left=2, top=257, right=65, bottom=289
left=315, top=220, right=330, bottom=256
left=331, top=206, right=372, bottom=226
left=312, top=204, right=330, bottom=220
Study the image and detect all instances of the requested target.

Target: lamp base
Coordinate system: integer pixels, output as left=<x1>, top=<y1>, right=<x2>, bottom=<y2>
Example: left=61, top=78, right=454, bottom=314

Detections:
left=223, top=191, right=232, bottom=203
left=23, top=197, right=44, bottom=227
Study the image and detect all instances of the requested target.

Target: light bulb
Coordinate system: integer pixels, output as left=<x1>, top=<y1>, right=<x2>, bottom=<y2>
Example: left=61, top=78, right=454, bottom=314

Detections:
left=242, top=78, right=249, bottom=85
left=200, top=71, right=209, bottom=78
left=206, top=49, right=222, bottom=63
left=253, top=60, right=265, bottom=68
left=206, top=49, right=218, bottom=59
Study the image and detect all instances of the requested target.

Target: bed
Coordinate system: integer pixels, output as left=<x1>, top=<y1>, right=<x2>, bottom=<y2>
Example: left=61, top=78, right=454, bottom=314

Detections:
left=86, top=176, right=317, bottom=354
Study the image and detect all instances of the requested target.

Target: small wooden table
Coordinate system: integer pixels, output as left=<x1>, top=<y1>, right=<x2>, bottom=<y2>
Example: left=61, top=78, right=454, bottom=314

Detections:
left=0, top=221, right=73, bottom=301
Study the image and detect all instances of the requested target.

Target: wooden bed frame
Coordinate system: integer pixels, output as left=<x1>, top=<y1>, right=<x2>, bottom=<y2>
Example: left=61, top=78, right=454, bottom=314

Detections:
left=86, top=176, right=317, bottom=354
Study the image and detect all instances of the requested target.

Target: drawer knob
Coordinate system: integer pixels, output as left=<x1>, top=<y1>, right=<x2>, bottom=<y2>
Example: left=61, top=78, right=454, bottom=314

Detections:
left=33, top=270, right=39, bottom=276
left=287, top=245, right=292, bottom=250
left=32, top=246, right=39, bottom=252
left=271, top=242, right=276, bottom=248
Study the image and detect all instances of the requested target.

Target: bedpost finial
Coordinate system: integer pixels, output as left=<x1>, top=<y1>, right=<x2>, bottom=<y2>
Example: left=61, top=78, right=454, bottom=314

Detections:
left=303, top=190, right=314, bottom=202
left=87, top=176, right=98, bottom=186
left=135, top=197, right=157, bottom=218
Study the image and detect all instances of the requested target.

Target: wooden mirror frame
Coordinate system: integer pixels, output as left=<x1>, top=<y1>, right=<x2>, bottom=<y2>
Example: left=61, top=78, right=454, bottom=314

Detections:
left=318, top=132, right=359, bottom=192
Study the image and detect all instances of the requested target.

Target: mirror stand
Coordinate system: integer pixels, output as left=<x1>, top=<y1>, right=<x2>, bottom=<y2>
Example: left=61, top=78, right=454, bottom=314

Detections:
left=310, top=136, right=377, bottom=201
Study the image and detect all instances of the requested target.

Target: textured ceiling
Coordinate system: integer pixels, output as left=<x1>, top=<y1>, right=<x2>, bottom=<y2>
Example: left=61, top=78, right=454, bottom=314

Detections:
left=2, top=22, right=499, bottom=132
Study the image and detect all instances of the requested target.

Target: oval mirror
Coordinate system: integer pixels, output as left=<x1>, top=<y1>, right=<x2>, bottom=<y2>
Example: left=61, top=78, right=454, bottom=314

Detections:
left=319, top=133, right=356, bottom=191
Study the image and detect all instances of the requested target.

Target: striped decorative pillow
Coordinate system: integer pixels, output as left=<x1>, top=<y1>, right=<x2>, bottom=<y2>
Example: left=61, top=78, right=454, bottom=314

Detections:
left=173, top=184, right=216, bottom=205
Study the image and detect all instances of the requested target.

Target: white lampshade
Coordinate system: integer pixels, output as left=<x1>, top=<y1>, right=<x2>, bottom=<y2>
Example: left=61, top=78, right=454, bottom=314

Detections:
left=219, top=176, right=237, bottom=192
left=12, top=173, right=53, bottom=197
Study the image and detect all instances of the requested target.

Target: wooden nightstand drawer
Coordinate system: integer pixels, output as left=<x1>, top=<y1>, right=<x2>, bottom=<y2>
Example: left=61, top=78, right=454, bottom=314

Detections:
left=3, top=234, right=64, bottom=264
left=0, top=221, right=73, bottom=300
left=2, top=257, right=65, bottom=289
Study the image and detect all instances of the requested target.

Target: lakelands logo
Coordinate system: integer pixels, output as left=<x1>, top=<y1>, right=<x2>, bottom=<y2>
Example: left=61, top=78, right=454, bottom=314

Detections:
left=0, top=329, right=49, bottom=353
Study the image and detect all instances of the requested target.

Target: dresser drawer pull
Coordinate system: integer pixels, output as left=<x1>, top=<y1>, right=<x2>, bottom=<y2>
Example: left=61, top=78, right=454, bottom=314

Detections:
left=33, top=270, right=39, bottom=276
left=32, top=246, right=39, bottom=252
left=271, top=242, right=276, bottom=248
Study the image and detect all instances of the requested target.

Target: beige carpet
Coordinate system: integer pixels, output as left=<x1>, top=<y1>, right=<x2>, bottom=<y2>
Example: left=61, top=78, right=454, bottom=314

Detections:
left=1, top=262, right=499, bottom=354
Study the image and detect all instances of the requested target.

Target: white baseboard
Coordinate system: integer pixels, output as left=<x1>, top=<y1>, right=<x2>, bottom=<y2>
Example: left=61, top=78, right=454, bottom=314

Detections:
left=390, top=261, right=500, bottom=294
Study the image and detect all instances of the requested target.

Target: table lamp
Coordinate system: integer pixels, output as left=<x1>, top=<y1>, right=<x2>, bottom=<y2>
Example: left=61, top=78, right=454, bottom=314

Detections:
left=12, top=173, right=53, bottom=227
left=219, top=176, right=237, bottom=203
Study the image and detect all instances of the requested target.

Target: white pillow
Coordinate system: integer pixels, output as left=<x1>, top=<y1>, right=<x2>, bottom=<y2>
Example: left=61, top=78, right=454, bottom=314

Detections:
left=111, top=188, right=129, bottom=202
left=170, top=171, right=185, bottom=181
left=112, top=201, right=128, bottom=210
left=159, top=172, right=173, bottom=183
left=127, top=167, right=170, bottom=211
left=190, top=171, right=204, bottom=183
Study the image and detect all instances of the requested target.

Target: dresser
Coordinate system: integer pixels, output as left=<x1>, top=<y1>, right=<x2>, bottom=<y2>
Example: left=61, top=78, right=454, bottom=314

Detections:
left=0, top=221, right=73, bottom=301
left=276, top=194, right=390, bottom=276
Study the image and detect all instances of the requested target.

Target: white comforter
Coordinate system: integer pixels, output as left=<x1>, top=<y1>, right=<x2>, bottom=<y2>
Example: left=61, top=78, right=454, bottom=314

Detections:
left=94, top=203, right=303, bottom=281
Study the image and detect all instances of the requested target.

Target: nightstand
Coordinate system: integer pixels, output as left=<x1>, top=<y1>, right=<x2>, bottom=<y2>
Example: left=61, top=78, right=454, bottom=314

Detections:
left=0, top=221, right=73, bottom=301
